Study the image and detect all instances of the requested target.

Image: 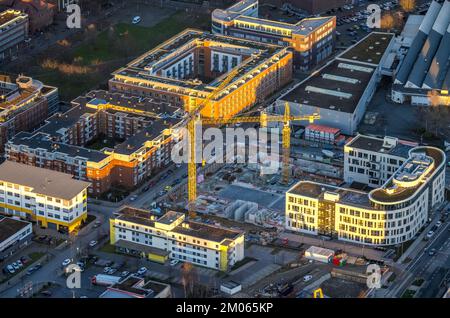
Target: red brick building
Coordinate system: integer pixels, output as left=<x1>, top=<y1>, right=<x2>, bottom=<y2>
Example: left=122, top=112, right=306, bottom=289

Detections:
left=2, top=0, right=56, bottom=33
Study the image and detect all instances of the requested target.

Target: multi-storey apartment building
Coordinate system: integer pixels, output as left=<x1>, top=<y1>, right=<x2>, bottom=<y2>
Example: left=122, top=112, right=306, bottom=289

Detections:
left=108, top=29, right=293, bottom=118
left=211, top=0, right=336, bottom=70
left=0, top=9, right=28, bottom=61
left=110, top=207, right=245, bottom=271
left=0, top=75, right=58, bottom=153
left=286, top=146, right=446, bottom=246
left=5, top=90, right=184, bottom=195
left=0, top=161, right=90, bottom=233
left=344, top=134, right=419, bottom=188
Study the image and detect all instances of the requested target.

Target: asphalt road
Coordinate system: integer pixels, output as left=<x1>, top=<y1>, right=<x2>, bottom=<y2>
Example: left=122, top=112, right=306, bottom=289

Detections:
left=386, top=221, right=450, bottom=298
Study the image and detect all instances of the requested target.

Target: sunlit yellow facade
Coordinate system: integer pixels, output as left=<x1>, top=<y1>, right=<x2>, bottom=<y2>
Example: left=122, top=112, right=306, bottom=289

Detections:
left=286, top=146, right=446, bottom=246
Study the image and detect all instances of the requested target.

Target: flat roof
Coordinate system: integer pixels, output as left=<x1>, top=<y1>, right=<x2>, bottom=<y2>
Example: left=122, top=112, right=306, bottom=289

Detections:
left=281, top=32, right=393, bottom=114
left=0, top=161, right=90, bottom=200
left=115, top=207, right=243, bottom=244
left=369, top=147, right=445, bottom=203
left=112, top=29, right=288, bottom=97
left=282, top=59, right=374, bottom=113
left=104, top=275, right=168, bottom=298
left=288, top=181, right=372, bottom=208
left=346, top=135, right=415, bottom=158
left=0, top=9, right=27, bottom=27
left=339, top=32, right=394, bottom=65
left=156, top=211, right=184, bottom=225
left=0, top=216, right=30, bottom=244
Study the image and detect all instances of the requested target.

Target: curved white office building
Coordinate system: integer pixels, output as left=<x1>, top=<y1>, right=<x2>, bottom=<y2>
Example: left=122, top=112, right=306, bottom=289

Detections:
left=286, top=146, right=446, bottom=246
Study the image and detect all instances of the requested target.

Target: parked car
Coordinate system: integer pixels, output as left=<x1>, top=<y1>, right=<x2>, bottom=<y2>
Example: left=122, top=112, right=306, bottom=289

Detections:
left=137, top=267, right=147, bottom=275
left=303, top=275, right=313, bottom=282
left=428, top=248, right=437, bottom=256
left=121, top=271, right=130, bottom=277
left=170, top=259, right=179, bottom=266
left=426, top=230, right=434, bottom=239
left=6, top=265, right=15, bottom=274
left=436, top=221, right=442, bottom=228
left=103, top=267, right=112, bottom=273
left=132, top=16, right=141, bottom=24
left=107, top=268, right=117, bottom=275
left=93, top=221, right=101, bottom=228
left=12, top=262, right=20, bottom=270
left=62, top=259, right=72, bottom=267
left=89, top=240, right=98, bottom=247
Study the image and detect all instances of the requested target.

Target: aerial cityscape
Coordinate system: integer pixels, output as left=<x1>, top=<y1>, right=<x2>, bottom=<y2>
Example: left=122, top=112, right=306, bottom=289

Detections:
left=0, top=0, right=449, bottom=304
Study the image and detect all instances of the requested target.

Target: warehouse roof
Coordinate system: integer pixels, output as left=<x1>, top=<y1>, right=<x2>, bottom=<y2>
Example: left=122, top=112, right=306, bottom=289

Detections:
left=423, top=26, right=450, bottom=89
left=281, top=32, right=393, bottom=114
left=282, top=59, right=374, bottom=114
left=0, top=161, right=90, bottom=200
left=339, top=32, right=394, bottom=65
left=0, top=216, right=30, bottom=245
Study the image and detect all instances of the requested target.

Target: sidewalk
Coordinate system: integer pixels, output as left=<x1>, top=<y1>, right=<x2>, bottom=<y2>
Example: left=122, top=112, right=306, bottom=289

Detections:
left=397, top=201, right=450, bottom=266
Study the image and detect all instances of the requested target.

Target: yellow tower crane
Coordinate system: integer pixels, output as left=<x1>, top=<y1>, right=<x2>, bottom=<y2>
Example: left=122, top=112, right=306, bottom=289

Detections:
left=188, top=102, right=320, bottom=217
left=183, top=70, right=320, bottom=218
left=186, top=68, right=241, bottom=213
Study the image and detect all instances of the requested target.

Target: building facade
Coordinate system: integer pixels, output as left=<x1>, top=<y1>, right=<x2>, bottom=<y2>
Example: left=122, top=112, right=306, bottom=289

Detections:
left=108, top=29, right=293, bottom=119
left=0, top=161, right=90, bottom=233
left=212, top=0, right=336, bottom=70
left=0, top=9, right=28, bottom=61
left=344, top=134, right=418, bottom=188
left=110, top=207, right=245, bottom=271
left=0, top=216, right=32, bottom=260
left=5, top=90, right=184, bottom=195
left=286, top=146, right=446, bottom=246
left=2, top=0, right=56, bottom=33
left=0, top=75, right=59, bottom=153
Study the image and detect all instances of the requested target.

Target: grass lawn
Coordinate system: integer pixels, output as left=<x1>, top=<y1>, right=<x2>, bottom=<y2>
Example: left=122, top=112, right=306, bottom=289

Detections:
left=74, top=11, right=210, bottom=65
left=99, top=243, right=116, bottom=254
left=29, top=252, right=45, bottom=262
left=31, top=11, right=211, bottom=101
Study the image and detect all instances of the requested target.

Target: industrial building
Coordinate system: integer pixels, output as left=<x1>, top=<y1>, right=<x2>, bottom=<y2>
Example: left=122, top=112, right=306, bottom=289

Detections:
left=211, top=0, right=336, bottom=70
left=0, top=9, right=28, bottom=61
left=0, top=75, right=59, bottom=153
left=109, top=207, right=245, bottom=271
left=344, top=134, right=418, bottom=188
left=5, top=90, right=184, bottom=195
left=276, top=32, right=395, bottom=135
left=0, top=216, right=32, bottom=261
left=392, top=0, right=450, bottom=105
left=0, top=161, right=90, bottom=233
left=286, top=146, right=446, bottom=246
left=108, top=29, right=293, bottom=119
